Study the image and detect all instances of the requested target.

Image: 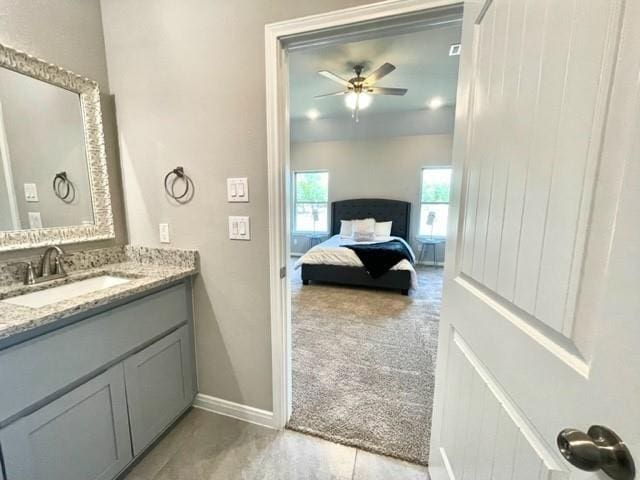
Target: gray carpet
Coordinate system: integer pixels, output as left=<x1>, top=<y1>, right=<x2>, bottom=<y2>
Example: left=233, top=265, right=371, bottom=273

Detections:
left=287, top=262, right=442, bottom=465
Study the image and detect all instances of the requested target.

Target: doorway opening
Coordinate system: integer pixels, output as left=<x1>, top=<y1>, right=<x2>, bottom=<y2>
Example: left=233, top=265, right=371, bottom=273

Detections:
left=266, top=0, right=463, bottom=467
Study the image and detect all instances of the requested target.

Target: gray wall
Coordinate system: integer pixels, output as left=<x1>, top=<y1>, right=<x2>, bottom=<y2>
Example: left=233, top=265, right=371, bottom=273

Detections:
left=291, top=134, right=452, bottom=262
left=0, top=68, right=94, bottom=229
left=100, top=0, right=379, bottom=411
left=0, top=0, right=126, bottom=261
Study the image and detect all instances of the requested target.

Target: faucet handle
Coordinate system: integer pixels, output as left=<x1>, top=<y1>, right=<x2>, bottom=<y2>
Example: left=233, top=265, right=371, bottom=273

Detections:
left=21, top=261, right=36, bottom=285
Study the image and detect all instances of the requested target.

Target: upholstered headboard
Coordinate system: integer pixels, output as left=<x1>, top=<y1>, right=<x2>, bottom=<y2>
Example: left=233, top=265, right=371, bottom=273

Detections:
left=331, top=199, right=411, bottom=240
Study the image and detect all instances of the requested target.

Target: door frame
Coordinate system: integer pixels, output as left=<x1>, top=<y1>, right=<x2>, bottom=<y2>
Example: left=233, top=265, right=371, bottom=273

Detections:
left=265, top=0, right=463, bottom=430
left=0, top=100, right=21, bottom=230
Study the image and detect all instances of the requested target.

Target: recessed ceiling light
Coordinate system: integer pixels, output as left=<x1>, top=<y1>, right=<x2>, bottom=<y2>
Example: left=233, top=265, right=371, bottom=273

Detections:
left=428, top=97, right=444, bottom=110
left=449, top=44, right=461, bottom=56
left=306, top=109, right=320, bottom=120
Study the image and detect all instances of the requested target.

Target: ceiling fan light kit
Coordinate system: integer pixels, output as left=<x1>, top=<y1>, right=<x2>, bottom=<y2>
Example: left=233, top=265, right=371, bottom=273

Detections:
left=315, top=62, right=408, bottom=122
left=345, top=92, right=372, bottom=111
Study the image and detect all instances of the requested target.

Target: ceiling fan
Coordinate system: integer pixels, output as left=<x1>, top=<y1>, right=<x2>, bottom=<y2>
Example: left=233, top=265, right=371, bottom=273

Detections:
left=314, top=63, right=407, bottom=122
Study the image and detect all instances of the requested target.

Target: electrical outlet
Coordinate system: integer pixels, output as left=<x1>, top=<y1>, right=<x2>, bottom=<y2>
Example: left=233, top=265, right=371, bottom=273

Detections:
left=28, top=212, right=42, bottom=228
left=159, top=223, right=171, bottom=243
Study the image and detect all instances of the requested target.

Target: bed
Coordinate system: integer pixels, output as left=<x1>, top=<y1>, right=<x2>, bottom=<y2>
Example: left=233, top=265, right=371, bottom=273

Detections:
left=296, top=199, right=415, bottom=295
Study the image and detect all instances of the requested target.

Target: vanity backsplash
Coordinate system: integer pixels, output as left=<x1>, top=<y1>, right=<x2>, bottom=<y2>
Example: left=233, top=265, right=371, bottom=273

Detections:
left=0, top=245, right=198, bottom=287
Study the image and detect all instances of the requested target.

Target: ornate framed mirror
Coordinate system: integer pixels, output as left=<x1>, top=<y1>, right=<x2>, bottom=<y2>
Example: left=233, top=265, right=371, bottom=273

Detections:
left=0, top=42, right=114, bottom=251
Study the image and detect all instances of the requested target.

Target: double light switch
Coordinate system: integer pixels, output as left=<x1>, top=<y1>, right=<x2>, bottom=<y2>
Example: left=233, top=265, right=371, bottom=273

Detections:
left=24, top=183, right=39, bottom=202
left=227, top=177, right=249, bottom=202
left=228, top=216, right=250, bottom=240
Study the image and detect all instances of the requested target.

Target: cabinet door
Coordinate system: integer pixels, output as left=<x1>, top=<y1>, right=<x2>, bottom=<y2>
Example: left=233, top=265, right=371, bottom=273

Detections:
left=0, top=364, right=132, bottom=480
left=124, top=325, right=194, bottom=454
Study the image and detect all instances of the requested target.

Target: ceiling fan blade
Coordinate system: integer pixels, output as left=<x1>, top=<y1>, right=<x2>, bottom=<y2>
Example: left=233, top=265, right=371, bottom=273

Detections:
left=367, top=87, right=408, bottom=96
left=314, top=91, right=348, bottom=99
left=318, top=70, right=352, bottom=87
left=364, top=63, right=396, bottom=84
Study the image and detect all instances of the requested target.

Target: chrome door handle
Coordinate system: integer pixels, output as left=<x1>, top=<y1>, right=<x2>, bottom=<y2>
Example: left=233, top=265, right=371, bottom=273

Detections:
left=557, top=425, right=635, bottom=480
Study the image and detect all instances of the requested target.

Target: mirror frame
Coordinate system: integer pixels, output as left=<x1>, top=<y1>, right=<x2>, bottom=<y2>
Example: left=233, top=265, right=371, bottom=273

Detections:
left=0, top=42, right=114, bottom=252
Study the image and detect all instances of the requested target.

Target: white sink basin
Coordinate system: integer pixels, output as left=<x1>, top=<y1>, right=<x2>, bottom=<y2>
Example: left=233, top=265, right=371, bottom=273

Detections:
left=2, top=275, right=131, bottom=308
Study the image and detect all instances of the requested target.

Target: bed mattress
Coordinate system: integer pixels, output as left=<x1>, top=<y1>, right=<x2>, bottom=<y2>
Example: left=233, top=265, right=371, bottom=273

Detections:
left=295, top=235, right=417, bottom=287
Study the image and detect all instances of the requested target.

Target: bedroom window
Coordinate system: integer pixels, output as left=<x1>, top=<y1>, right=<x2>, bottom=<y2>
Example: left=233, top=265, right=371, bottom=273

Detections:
left=419, top=167, right=451, bottom=238
left=293, top=170, right=329, bottom=233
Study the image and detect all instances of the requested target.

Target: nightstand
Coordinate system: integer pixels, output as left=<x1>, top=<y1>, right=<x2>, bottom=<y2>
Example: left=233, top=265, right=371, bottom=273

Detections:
left=306, top=234, right=325, bottom=248
left=417, top=237, right=445, bottom=267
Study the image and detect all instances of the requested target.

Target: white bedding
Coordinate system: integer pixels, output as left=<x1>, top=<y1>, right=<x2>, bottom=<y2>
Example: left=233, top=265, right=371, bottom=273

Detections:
left=295, top=235, right=417, bottom=287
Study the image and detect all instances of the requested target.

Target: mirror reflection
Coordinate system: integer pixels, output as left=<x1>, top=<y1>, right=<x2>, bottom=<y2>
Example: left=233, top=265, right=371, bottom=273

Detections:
left=0, top=67, right=94, bottom=231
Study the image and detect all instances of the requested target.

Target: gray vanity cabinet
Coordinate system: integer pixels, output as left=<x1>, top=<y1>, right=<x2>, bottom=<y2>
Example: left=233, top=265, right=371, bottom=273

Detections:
left=0, top=280, right=196, bottom=480
left=124, top=324, right=194, bottom=454
left=0, top=364, right=133, bottom=480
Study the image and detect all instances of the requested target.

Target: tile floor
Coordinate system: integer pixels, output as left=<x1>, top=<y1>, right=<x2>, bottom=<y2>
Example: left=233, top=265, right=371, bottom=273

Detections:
left=123, top=408, right=430, bottom=480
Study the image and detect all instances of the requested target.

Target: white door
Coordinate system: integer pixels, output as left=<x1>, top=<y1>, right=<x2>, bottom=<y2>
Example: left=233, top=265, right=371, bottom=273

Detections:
left=429, top=0, right=640, bottom=479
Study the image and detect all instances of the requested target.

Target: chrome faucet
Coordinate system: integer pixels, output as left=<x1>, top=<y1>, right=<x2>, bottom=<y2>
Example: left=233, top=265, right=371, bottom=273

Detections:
left=39, top=246, right=66, bottom=278
left=15, top=246, right=67, bottom=285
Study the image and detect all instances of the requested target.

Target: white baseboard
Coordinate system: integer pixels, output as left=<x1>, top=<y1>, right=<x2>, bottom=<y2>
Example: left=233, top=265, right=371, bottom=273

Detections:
left=428, top=467, right=453, bottom=480
left=427, top=447, right=456, bottom=480
left=416, top=261, right=445, bottom=267
left=193, top=393, right=276, bottom=429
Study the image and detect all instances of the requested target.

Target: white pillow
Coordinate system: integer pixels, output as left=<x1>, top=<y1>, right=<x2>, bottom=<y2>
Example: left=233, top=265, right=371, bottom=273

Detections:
left=374, top=221, right=393, bottom=237
left=352, top=218, right=375, bottom=236
left=353, top=230, right=376, bottom=242
left=339, top=220, right=353, bottom=237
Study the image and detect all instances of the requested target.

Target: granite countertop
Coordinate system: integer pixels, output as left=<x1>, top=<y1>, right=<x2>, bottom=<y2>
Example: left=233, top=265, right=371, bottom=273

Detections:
left=0, top=245, right=198, bottom=345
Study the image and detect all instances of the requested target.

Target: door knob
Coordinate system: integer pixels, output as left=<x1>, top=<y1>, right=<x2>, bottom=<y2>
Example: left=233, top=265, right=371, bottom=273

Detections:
left=557, top=425, right=635, bottom=480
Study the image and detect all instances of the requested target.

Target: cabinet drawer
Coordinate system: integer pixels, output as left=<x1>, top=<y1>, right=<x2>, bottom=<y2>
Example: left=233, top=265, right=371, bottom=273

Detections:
left=0, top=364, right=132, bottom=480
left=124, top=324, right=194, bottom=454
left=0, top=283, right=189, bottom=424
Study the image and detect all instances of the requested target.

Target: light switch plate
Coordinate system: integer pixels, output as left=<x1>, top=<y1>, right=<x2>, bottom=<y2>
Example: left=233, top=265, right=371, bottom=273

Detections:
left=28, top=212, right=42, bottom=229
left=227, top=178, right=249, bottom=202
left=228, top=216, right=250, bottom=240
left=24, top=183, right=38, bottom=202
left=159, top=223, right=171, bottom=243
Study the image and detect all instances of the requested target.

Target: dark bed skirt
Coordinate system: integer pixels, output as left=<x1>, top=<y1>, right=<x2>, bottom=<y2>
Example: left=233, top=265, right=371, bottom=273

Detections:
left=300, top=264, right=412, bottom=295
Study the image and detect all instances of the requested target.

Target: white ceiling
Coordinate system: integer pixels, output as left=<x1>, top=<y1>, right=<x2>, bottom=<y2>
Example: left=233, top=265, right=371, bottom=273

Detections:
left=289, top=24, right=462, bottom=120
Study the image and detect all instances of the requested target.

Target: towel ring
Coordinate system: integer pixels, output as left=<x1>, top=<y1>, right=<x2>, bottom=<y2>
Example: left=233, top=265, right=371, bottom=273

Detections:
left=53, top=172, right=76, bottom=203
left=164, top=166, right=192, bottom=201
